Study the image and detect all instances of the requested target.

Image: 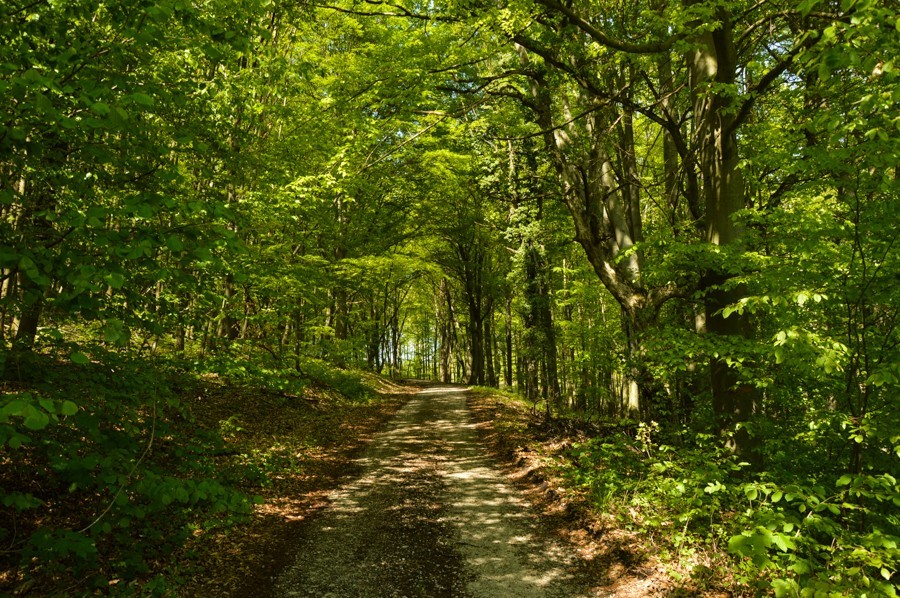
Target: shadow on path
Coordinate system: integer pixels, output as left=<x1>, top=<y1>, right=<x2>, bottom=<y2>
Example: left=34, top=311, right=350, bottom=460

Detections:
left=275, top=386, right=596, bottom=597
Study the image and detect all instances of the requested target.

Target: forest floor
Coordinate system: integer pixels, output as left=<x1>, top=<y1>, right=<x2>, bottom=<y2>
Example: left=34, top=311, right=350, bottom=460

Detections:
left=177, top=374, right=415, bottom=596
left=188, top=383, right=675, bottom=597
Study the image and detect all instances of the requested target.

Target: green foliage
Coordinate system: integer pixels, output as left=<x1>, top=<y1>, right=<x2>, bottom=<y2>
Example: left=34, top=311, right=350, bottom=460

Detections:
left=1, top=0, right=897, bottom=592
left=728, top=473, right=899, bottom=596
left=296, top=358, right=374, bottom=403
left=563, top=424, right=899, bottom=594
left=0, top=352, right=256, bottom=592
left=192, top=353, right=372, bottom=403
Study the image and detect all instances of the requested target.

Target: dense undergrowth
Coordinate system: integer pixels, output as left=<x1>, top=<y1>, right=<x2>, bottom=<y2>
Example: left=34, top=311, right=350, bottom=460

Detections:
left=472, top=388, right=899, bottom=597
left=0, top=344, right=387, bottom=596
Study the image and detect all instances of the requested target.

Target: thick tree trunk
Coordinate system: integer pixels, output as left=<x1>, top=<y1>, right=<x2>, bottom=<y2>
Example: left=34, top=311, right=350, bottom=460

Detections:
left=522, top=241, right=560, bottom=407
left=217, top=274, right=239, bottom=341
left=10, top=176, right=52, bottom=349
left=293, top=304, right=305, bottom=371
left=0, top=270, right=14, bottom=341
left=176, top=325, right=186, bottom=352
left=390, top=309, right=401, bottom=378
left=457, top=242, right=487, bottom=386
left=467, top=311, right=485, bottom=385
left=13, top=273, right=42, bottom=348
left=659, top=56, right=683, bottom=224
left=515, top=44, right=680, bottom=418
left=691, top=8, right=761, bottom=463
left=333, top=286, right=348, bottom=341
left=432, top=327, right=439, bottom=380
left=366, top=299, right=381, bottom=371
left=540, top=284, right=560, bottom=405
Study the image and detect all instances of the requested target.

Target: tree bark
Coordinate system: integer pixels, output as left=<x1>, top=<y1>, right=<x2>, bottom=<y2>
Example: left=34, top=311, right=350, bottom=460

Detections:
left=504, top=296, right=513, bottom=388
left=515, top=44, right=676, bottom=417
left=439, top=279, right=453, bottom=383
left=484, top=302, right=497, bottom=387
left=690, top=7, right=761, bottom=463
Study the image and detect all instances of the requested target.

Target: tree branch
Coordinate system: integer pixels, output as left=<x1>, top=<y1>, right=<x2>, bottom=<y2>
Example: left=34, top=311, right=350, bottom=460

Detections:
left=317, top=1, right=459, bottom=21
left=728, top=31, right=818, bottom=134
left=534, top=0, right=674, bottom=54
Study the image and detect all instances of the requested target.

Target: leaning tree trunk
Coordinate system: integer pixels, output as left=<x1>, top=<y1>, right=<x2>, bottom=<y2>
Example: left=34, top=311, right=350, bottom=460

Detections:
left=516, top=43, right=678, bottom=417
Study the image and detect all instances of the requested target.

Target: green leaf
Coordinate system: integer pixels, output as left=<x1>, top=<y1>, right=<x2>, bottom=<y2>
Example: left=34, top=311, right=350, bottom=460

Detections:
left=771, top=578, right=799, bottom=597
left=104, top=272, right=126, bottom=289
left=23, top=408, right=50, bottom=431
left=60, top=401, right=78, bottom=416
left=102, top=319, right=127, bottom=344
left=837, top=474, right=853, bottom=486
left=70, top=352, right=90, bottom=365
left=1, top=399, right=28, bottom=420
left=130, top=92, right=154, bottom=106
left=772, top=533, right=795, bottom=552
left=728, top=533, right=753, bottom=555
left=166, top=235, right=184, bottom=252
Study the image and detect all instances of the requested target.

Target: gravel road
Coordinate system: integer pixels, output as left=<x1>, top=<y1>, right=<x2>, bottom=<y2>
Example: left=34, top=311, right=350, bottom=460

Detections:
left=274, top=386, right=599, bottom=597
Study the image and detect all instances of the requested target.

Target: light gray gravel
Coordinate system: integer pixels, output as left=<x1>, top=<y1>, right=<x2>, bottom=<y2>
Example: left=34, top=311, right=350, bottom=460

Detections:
left=274, top=386, right=596, bottom=597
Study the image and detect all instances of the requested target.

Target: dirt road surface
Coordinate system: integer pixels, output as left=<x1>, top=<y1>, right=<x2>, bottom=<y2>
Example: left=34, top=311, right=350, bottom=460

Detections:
left=274, top=386, right=611, bottom=597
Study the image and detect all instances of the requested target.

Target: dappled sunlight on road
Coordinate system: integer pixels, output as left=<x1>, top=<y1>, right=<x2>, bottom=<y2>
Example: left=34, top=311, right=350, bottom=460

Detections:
left=275, top=386, right=592, bottom=597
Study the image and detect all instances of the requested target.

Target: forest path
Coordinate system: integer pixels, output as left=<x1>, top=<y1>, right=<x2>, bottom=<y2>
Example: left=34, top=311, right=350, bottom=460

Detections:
left=274, top=386, right=603, bottom=597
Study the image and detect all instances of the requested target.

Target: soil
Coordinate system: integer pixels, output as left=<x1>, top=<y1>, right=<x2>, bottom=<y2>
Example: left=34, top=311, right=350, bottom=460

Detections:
left=188, top=383, right=673, bottom=597
left=465, top=390, right=677, bottom=597
left=179, top=378, right=413, bottom=597
left=273, top=385, right=597, bottom=597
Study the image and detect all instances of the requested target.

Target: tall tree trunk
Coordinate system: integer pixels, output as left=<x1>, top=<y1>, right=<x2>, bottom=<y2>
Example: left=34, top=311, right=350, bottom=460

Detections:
left=504, top=296, right=513, bottom=388
left=458, top=242, right=486, bottom=386
left=467, top=310, right=485, bottom=385
left=13, top=272, right=42, bottom=348
left=217, top=273, right=239, bottom=341
left=659, top=55, right=682, bottom=226
left=439, top=279, right=453, bottom=383
left=484, top=303, right=497, bottom=387
left=690, top=8, right=761, bottom=463
left=12, top=185, right=53, bottom=349
left=515, top=43, right=679, bottom=418
left=175, top=325, right=186, bottom=353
